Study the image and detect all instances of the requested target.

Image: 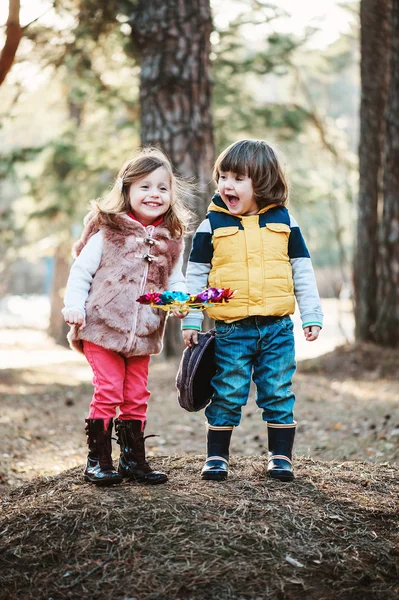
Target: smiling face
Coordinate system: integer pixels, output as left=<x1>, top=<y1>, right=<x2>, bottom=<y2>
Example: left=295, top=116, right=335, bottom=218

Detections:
left=128, top=166, right=171, bottom=225
left=217, top=170, right=258, bottom=216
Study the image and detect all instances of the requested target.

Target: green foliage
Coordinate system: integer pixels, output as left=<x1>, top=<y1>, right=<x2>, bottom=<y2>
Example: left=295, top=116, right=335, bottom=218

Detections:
left=29, top=134, right=88, bottom=224
left=210, top=2, right=358, bottom=274
left=1, top=0, right=140, bottom=251
left=211, top=7, right=312, bottom=153
left=0, top=148, right=43, bottom=180
left=0, top=0, right=359, bottom=279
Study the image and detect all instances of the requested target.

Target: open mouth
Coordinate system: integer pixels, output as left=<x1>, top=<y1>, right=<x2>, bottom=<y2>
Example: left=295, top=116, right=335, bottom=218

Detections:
left=225, top=194, right=239, bottom=205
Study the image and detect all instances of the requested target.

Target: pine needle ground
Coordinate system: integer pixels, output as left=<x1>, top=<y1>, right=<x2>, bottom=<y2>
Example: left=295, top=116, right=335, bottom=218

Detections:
left=1, top=456, right=398, bottom=600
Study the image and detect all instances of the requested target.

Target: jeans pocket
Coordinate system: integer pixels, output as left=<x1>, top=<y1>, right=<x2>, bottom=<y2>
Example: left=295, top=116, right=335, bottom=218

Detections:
left=279, top=316, right=294, bottom=332
left=215, top=322, right=236, bottom=337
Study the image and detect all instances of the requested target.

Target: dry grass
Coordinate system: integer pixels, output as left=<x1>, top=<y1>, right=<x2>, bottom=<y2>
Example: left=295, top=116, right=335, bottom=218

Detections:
left=1, top=338, right=398, bottom=599
left=1, top=456, right=398, bottom=600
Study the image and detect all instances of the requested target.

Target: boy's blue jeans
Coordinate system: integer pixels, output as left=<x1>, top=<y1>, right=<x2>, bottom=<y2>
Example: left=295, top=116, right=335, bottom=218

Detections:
left=205, top=316, right=296, bottom=427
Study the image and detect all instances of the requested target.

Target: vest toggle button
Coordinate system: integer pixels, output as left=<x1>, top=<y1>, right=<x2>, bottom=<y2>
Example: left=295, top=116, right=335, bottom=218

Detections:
left=143, top=253, right=155, bottom=262
left=144, top=237, right=155, bottom=246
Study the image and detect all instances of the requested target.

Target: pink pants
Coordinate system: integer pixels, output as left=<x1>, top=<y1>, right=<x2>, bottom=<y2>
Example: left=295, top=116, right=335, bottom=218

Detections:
left=83, top=341, right=150, bottom=431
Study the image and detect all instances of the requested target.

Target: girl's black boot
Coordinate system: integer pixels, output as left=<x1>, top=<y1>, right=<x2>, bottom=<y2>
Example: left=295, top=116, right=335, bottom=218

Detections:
left=115, top=419, right=168, bottom=485
left=201, top=425, right=233, bottom=481
left=267, top=422, right=296, bottom=482
left=84, top=418, right=123, bottom=485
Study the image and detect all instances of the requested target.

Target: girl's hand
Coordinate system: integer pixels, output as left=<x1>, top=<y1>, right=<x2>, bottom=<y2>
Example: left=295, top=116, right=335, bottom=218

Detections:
left=64, top=310, right=85, bottom=330
left=171, top=309, right=189, bottom=319
left=304, top=325, right=321, bottom=342
left=182, top=329, right=199, bottom=347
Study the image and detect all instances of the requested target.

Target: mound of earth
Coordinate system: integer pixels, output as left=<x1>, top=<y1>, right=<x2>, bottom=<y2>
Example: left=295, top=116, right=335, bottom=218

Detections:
left=298, top=343, right=399, bottom=381
left=1, top=456, right=398, bottom=600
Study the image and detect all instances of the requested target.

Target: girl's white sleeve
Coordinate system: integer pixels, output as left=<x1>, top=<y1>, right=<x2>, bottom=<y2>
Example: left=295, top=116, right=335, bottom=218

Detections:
left=62, top=231, right=103, bottom=317
left=167, top=244, right=187, bottom=292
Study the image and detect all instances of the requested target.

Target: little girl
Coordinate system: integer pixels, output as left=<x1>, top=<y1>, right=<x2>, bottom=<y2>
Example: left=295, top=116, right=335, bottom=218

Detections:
left=63, top=148, right=191, bottom=486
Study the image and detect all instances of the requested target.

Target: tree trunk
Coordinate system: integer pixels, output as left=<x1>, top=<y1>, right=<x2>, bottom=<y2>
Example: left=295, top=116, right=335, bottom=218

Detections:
left=130, top=0, right=214, bottom=218
left=0, top=0, right=22, bottom=86
left=48, top=240, right=71, bottom=346
left=48, top=99, right=84, bottom=346
left=354, top=0, right=391, bottom=341
left=374, top=0, right=399, bottom=346
left=130, top=0, right=215, bottom=356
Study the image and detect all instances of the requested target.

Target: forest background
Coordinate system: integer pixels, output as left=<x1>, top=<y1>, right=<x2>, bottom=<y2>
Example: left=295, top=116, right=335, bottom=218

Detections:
left=0, top=1, right=398, bottom=599
left=1, top=0, right=358, bottom=335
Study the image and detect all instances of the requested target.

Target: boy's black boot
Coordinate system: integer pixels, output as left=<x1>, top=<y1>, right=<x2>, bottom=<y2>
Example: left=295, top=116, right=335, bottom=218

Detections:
left=267, top=422, right=296, bottom=482
left=201, top=426, right=233, bottom=481
left=84, top=418, right=123, bottom=485
left=115, top=419, right=168, bottom=485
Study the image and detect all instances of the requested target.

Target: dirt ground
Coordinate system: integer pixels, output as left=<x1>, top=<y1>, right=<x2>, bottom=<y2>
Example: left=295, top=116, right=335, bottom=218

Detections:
left=1, top=327, right=398, bottom=600
left=0, top=327, right=398, bottom=493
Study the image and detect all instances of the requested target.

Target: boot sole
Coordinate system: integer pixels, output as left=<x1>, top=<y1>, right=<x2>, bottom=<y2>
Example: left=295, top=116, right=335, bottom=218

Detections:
left=201, top=472, right=228, bottom=481
left=84, top=475, right=123, bottom=486
left=267, top=471, right=294, bottom=482
left=119, top=473, right=168, bottom=485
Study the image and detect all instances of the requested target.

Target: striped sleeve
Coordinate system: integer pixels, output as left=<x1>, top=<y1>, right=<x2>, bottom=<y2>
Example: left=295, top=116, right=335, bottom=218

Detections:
left=188, top=218, right=214, bottom=263
left=182, top=218, right=213, bottom=331
left=289, top=214, right=323, bottom=328
left=288, top=214, right=310, bottom=258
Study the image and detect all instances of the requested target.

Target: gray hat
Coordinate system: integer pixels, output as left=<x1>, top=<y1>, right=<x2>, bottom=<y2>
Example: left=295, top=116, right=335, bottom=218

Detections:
left=176, top=329, right=216, bottom=412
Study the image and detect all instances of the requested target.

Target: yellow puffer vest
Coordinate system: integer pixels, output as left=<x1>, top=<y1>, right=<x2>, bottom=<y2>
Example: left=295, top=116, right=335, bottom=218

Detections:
left=206, top=201, right=295, bottom=322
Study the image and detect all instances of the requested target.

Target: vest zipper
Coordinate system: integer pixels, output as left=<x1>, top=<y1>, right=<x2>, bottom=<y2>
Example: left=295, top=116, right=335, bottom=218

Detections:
left=127, top=225, right=155, bottom=351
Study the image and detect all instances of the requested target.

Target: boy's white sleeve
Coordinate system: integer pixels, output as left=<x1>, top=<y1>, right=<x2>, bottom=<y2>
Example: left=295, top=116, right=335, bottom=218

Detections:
left=182, top=218, right=213, bottom=331
left=62, top=231, right=103, bottom=317
left=167, top=244, right=187, bottom=292
left=289, top=214, right=323, bottom=328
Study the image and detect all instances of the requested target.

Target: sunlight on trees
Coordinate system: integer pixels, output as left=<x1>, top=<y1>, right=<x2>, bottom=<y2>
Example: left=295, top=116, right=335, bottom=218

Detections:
left=2, top=0, right=396, bottom=348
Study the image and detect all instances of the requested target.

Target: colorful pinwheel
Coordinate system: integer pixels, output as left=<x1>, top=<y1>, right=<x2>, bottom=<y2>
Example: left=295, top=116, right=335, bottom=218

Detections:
left=136, top=287, right=236, bottom=313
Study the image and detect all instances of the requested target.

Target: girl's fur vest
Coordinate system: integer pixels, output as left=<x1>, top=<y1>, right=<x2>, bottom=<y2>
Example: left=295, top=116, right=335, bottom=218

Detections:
left=67, top=210, right=183, bottom=357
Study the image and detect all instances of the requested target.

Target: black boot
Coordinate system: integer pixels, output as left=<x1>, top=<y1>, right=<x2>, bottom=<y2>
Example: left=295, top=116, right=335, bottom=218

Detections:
left=267, top=422, right=296, bottom=482
left=201, top=426, right=233, bottom=481
left=84, top=418, right=123, bottom=486
left=115, top=419, right=168, bottom=485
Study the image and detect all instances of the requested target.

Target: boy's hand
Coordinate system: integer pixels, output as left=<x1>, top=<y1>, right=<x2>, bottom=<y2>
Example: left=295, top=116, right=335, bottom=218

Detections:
left=182, top=329, right=199, bottom=347
left=171, top=309, right=189, bottom=319
left=304, top=325, right=321, bottom=342
left=64, top=310, right=85, bottom=330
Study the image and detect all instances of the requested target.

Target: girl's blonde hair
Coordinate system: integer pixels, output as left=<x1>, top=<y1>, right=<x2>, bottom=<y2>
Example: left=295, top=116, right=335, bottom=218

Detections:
left=92, top=147, right=192, bottom=238
left=213, top=139, right=288, bottom=208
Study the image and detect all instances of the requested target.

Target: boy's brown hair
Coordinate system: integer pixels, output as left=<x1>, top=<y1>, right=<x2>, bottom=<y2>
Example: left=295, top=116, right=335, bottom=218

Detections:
left=213, top=139, right=288, bottom=208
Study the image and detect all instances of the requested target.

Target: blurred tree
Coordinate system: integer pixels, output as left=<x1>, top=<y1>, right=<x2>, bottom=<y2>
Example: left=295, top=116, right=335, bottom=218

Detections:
left=0, top=0, right=21, bottom=86
left=0, top=147, right=42, bottom=293
left=374, top=0, right=399, bottom=345
left=355, top=0, right=399, bottom=347
left=46, top=106, right=84, bottom=345
left=1, top=0, right=361, bottom=347
left=128, top=0, right=214, bottom=355
left=128, top=0, right=214, bottom=220
left=16, top=2, right=141, bottom=343
left=211, top=4, right=358, bottom=302
left=355, top=0, right=391, bottom=341
left=211, top=4, right=310, bottom=152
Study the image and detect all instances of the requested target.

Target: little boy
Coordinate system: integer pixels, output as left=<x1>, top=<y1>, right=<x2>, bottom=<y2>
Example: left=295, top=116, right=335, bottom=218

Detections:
left=182, top=139, right=323, bottom=482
